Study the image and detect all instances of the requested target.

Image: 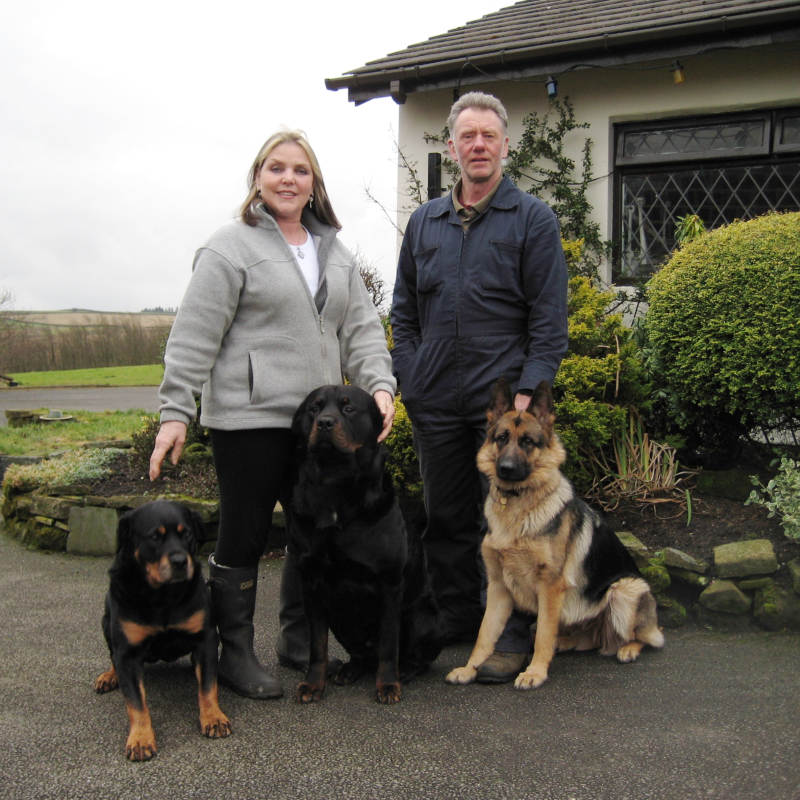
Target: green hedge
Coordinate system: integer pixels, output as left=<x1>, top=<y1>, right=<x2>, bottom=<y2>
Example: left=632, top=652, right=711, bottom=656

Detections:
left=645, top=212, right=800, bottom=451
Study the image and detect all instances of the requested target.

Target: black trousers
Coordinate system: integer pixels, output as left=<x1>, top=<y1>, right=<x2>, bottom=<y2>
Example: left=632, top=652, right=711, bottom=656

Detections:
left=413, top=416, right=534, bottom=652
left=209, top=428, right=295, bottom=568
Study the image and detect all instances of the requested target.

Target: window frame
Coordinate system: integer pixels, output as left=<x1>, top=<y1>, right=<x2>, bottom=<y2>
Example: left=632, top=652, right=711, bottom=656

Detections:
left=612, top=106, right=800, bottom=282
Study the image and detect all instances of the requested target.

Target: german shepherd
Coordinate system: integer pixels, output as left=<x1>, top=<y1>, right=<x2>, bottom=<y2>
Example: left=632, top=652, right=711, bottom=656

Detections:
left=446, top=380, right=664, bottom=690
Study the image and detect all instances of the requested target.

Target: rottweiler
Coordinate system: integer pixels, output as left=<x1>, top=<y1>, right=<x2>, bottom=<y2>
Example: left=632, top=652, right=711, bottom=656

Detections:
left=447, top=380, right=664, bottom=691
left=290, top=384, right=441, bottom=704
left=94, top=500, right=231, bottom=761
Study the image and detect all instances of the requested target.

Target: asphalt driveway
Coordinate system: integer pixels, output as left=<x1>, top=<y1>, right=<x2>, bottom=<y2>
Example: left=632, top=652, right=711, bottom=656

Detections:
left=0, top=386, right=159, bottom=425
left=1, top=531, right=798, bottom=800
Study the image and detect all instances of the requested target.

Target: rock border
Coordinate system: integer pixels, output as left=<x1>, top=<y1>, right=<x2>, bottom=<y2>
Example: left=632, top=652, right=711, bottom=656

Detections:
left=2, top=481, right=798, bottom=633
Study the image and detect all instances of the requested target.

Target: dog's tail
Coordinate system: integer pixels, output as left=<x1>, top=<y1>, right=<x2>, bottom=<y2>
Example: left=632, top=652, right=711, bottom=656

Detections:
left=602, top=577, right=665, bottom=654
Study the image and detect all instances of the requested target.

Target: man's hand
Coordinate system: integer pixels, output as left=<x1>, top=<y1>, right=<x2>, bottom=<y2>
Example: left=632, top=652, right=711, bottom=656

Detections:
left=514, top=392, right=532, bottom=413
left=149, top=420, right=188, bottom=480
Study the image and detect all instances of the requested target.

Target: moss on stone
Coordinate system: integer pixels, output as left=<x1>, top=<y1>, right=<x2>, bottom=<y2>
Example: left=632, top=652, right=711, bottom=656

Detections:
left=641, top=563, right=671, bottom=593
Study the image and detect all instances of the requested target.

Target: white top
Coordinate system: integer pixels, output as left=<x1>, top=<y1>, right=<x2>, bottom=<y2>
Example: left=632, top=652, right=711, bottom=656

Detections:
left=291, top=226, right=319, bottom=294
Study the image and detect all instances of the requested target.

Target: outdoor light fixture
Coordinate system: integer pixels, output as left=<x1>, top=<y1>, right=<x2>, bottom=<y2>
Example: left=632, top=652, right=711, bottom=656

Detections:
left=671, top=60, right=686, bottom=84
left=545, top=75, right=558, bottom=98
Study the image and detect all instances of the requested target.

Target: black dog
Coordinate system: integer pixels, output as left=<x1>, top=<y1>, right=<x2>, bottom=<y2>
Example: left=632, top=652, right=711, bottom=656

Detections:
left=290, top=384, right=441, bottom=704
left=94, top=500, right=231, bottom=761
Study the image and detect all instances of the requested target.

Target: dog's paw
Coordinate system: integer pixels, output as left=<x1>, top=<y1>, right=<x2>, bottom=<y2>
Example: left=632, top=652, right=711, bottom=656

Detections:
left=94, top=667, right=118, bottom=693
left=296, top=681, right=325, bottom=703
left=445, top=665, right=478, bottom=685
left=513, top=667, right=548, bottom=690
left=376, top=682, right=402, bottom=704
left=616, top=641, right=644, bottom=663
left=200, top=712, right=232, bottom=739
left=125, top=731, right=157, bottom=762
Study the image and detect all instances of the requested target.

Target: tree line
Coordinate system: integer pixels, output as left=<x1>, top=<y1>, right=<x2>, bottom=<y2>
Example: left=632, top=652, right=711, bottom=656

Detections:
left=1, top=319, right=171, bottom=373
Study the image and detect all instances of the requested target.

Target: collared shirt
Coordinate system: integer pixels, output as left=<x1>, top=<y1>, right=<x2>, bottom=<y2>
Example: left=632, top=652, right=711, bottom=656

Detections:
left=452, top=176, right=504, bottom=230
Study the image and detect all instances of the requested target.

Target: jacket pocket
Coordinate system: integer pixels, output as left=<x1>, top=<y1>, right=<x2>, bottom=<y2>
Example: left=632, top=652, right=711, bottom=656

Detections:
left=414, top=245, right=443, bottom=295
left=479, top=240, right=525, bottom=307
left=248, top=337, right=311, bottom=410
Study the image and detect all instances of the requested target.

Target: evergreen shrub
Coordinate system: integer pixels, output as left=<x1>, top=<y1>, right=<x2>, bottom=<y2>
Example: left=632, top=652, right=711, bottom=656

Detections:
left=555, top=276, right=649, bottom=491
left=644, top=212, right=800, bottom=452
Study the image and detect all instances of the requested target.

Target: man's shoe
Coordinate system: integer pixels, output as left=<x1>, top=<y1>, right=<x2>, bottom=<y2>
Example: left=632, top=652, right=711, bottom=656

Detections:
left=475, top=651, right=529, bottom=684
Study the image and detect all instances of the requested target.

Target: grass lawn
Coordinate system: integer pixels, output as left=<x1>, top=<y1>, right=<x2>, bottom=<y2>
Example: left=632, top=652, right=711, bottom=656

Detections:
left=6, top=364, right=163, bottom=388
left=0, top=409, right=151, bottom=456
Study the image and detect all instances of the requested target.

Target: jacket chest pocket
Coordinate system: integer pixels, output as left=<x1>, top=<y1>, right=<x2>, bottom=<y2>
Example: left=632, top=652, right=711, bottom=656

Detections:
left=414, top=245, right=443, bottom=295
left=476, top=240, right=526, bottom=307
left=479, top=240, right=522, bottom=289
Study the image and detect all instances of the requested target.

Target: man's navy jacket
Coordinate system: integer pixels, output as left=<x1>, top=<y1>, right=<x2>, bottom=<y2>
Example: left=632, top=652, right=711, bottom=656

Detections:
left=391, top=176, right=568, bottom=423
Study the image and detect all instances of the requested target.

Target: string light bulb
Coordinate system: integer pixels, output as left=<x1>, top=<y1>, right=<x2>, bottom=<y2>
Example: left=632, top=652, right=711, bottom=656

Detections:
left=671, top=60, right=686, bottom=84
left=545, top=75, right=558, bottom=98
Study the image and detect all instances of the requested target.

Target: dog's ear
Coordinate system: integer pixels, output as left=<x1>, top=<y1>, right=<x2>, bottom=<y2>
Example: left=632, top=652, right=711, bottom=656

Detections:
left=527, top=381, right=556, bottom=430
left=369, top=394, right=384, bottom=443
left=291, top=394, right=311, bottom=440
left=487, top=379, right=513, bottom=426
left=358, top=443, right=390, bottom=510
left=291, top=393, right=313, bottom=462
left=184, top=510, right=205, bottom=554
left=356, top=439, right=386, bottom=479
left=115, top=509, right=135, bottom=555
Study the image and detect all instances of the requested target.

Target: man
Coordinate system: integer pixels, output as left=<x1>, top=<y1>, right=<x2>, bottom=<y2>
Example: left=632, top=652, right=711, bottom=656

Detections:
left=390, top=91, right=568, bottom=682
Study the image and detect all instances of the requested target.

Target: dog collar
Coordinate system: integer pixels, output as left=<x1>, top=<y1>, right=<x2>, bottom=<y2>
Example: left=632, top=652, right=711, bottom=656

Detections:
left=494, top=486, right=523, bottom=506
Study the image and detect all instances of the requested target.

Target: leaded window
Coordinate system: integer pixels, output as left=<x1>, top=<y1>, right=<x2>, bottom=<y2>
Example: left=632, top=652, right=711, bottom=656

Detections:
left=613, top=108, right=800, bottom=281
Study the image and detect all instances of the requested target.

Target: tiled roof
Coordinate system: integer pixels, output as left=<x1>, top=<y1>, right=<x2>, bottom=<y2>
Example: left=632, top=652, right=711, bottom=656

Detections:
left=326, top=0, right=800, bottom=103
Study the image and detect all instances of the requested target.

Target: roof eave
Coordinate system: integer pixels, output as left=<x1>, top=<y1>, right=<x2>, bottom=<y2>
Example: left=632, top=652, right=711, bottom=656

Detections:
left=325, top=8, right=800, bottom=104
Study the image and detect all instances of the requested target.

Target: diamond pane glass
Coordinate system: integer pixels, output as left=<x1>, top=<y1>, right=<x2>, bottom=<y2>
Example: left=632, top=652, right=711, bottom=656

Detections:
left=622, top=120, right=765, bottom=160
left=618, top=161, right=800, bottom=279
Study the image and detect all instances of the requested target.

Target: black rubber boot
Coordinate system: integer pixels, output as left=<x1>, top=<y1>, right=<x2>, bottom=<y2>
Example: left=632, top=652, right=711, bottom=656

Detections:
left=208, top=554, right=283, bottom=699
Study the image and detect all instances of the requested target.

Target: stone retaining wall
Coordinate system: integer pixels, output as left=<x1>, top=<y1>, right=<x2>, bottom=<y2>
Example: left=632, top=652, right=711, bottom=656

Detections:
left=1, top=482, right=798, bottom=633
left=618, top=530, right=800, bottom=633
left=0, top=487, right=286, bottom=556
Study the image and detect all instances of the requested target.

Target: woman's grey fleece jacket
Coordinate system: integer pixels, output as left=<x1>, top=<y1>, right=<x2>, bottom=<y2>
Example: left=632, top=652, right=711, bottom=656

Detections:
left=158, top=206, right=396, bottom=430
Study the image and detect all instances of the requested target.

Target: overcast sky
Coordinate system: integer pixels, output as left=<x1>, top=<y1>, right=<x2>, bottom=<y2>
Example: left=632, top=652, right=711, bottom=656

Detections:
left=0, top=0, right=501, bottom=312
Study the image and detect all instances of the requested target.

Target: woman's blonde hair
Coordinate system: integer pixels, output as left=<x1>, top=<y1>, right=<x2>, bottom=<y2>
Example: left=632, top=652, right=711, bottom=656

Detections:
left=240, top=130, right=341, bottom=229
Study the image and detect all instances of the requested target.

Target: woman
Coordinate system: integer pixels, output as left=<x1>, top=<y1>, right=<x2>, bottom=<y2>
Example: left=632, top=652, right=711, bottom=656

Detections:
left=149, top=130, right=396, bottom=699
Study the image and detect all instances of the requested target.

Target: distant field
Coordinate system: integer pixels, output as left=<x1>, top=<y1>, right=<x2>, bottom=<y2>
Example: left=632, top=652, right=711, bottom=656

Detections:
left=5, top=364, right=163, bottom=387
left=1, top=310, right=174, bottom=329
left=1, top=309, right=173, bottom=373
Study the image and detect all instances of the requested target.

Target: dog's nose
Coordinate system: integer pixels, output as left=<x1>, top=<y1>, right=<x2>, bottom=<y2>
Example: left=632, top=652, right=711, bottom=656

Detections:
left=169, top=551, right=188, bottom=571
left=316, top=414, right=335, bottom=431
left=497, top=457, right=528, bottom=482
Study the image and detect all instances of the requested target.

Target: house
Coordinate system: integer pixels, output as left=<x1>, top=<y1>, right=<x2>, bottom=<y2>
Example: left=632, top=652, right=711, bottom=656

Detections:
left=326, top=0, right=800, bottom=284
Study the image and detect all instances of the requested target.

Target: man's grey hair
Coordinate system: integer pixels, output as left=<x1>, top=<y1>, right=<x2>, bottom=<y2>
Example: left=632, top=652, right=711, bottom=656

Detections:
left=447, top=91, right=509, bottom=136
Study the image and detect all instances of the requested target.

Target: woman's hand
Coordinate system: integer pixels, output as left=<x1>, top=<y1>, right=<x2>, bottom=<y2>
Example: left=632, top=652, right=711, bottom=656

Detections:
left=373, top=390, right=396, bottom=443
left=149, top=420, right=188, bottom=480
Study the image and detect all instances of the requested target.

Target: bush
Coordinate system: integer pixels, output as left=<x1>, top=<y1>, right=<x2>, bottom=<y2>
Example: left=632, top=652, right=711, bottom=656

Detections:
left=555, top=276, right=649, bottom=491
left=644, top=212, right=800, bottom=453
left=385, top=396, right=422, bottom=506
left=746, top=457, right=800, bottom=541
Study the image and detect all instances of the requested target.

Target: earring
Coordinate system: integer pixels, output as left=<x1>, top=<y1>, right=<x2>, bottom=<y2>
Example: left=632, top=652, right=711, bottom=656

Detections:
left=308, top=194, right=314, bottom=208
